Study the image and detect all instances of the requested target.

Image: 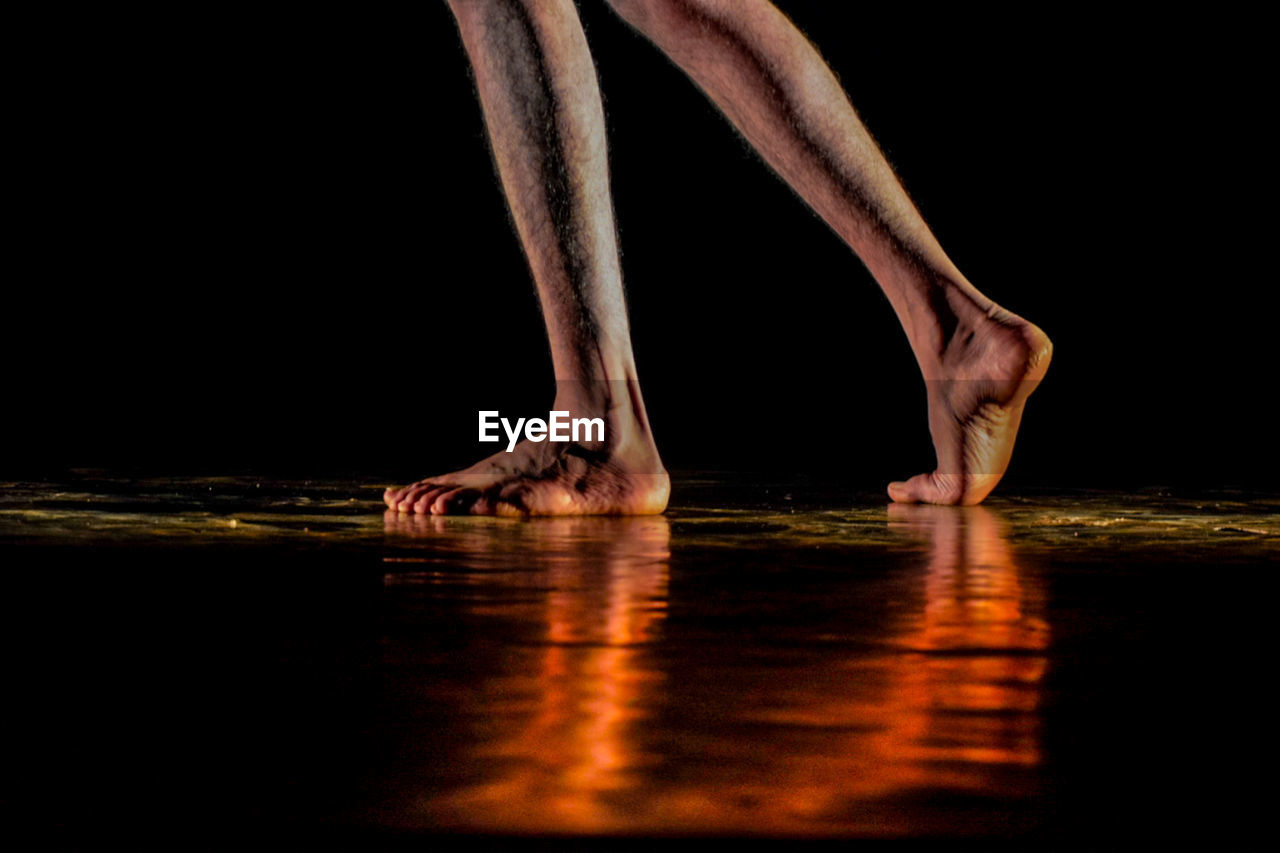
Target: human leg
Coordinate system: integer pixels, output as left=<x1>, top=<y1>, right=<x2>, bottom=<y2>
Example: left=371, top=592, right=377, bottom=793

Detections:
left=606, top=0, right=1051, bottom=505
left=385, top=0, right=667, bottom=515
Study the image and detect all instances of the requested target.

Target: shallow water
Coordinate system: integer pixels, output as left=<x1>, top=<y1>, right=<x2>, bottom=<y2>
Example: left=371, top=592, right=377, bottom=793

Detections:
left=4, top=473, right=1273, bottom=839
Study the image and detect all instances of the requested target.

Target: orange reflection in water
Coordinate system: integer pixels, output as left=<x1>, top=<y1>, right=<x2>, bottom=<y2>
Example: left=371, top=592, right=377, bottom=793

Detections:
left=382, top=504, right=1048, bottom=836
left=384, top=514, right=670, bottom=833
left=652, top=505, right=1049, bottom=834
left=885, top=504, right=1049, bottom=770
left=850, top=505, right=1047, bottom=798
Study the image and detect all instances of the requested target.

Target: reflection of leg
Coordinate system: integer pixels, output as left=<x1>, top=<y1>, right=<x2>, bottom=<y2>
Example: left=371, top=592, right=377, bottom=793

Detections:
left=384, top=513, right=672, bottom=832
left=886, top=504, right=1049, bottom=655
left=608, top=0, right=1051, bottom=505
left=385, top=0, right=667, bottom=517
left=886, top=503, right=1049, bottom=777
left=384, top=511, right=672, bottom=642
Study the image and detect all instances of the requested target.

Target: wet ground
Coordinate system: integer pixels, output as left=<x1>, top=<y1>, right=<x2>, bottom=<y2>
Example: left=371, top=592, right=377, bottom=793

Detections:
left=3, top=473, right=1274, bottom=842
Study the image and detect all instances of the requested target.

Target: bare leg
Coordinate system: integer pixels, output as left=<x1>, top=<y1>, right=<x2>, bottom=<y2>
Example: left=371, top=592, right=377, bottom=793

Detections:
left=607, top=0, right=1052, bottom=505
left=385, top=0, right=667, bottom=516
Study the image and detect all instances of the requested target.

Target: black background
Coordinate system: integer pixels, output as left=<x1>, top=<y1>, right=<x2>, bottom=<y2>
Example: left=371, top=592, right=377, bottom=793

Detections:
left=3, top=8, right=1269, bottom=841
left=7, top=3, right=1273, bottom=490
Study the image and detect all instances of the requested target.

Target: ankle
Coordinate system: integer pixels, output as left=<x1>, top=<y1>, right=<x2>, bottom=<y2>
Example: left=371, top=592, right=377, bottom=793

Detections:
left=929, top=275, right=1014, bottom=351
left=554, top=378, right=656, bottom=448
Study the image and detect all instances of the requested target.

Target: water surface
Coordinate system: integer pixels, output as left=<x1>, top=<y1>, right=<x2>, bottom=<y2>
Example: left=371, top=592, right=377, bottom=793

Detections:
left=4, top=474, right=1271, bottom=839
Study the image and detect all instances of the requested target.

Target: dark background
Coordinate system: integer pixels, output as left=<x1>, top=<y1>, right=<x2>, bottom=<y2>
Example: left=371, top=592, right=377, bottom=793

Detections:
left=7, top=4, right=1272, bottom=489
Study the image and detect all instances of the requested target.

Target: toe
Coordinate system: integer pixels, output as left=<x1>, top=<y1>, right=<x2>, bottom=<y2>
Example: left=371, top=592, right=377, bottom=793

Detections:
left=431, top=487, right=480, bottom=515
left=888, top=472, right=960, bottom=505
left=414, top=486, right=454, bottom=514
left=447, top=489, right=483, bottom=515
left=397, top=482, right=438, bottom=513
left=888, top=473, right=931, bottom=503
left=887, top=479, right=917, bottom=503
left=466, top=484, right=506, bottom=516
left=885, top=471, right=957, bottom=504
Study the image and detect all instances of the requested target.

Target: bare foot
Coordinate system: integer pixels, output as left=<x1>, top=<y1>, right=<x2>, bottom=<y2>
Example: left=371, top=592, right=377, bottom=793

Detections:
left=888, top=302, right=1053, bottom=506
left=384, top=394, right=669, bottom=517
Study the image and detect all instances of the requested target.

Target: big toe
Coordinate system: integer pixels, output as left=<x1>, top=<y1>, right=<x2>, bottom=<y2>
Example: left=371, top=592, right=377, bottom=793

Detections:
left=887, top=476, right=924, bottom=504
left=888, top=472, right=962, bottom=505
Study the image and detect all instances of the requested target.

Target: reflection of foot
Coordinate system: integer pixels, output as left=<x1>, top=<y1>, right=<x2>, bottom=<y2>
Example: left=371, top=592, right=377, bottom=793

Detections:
left=887, top=502, right=1010, bottom=567
left=382, top=510, right=670, bottom=829
left=384, top=397, right=669, bottom=517
left=382, top=509, right=673, bottom=558
left=889, top=307, right=1052, bottom=506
